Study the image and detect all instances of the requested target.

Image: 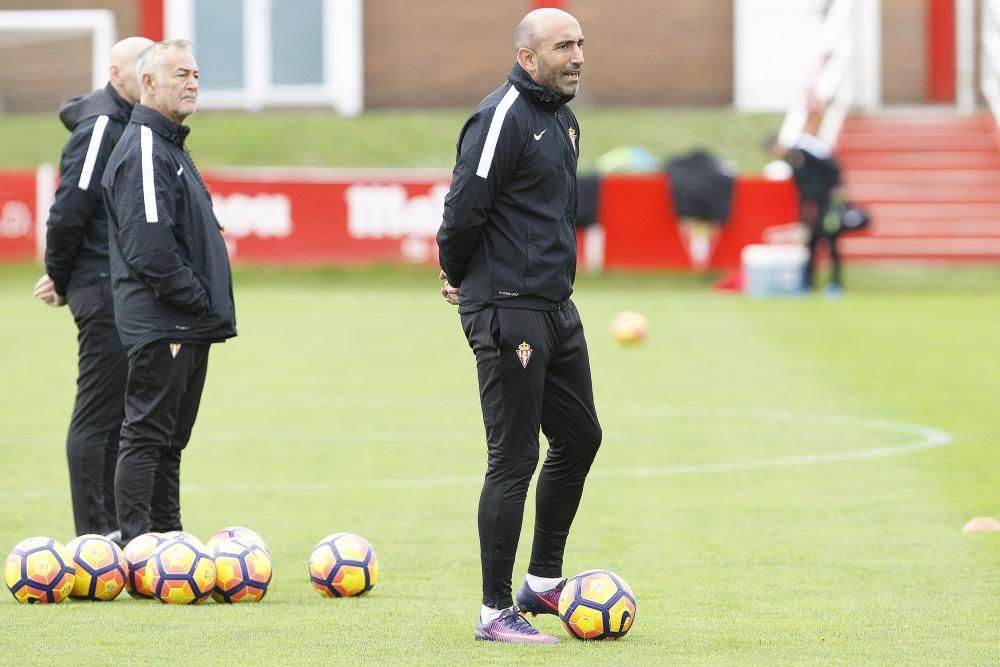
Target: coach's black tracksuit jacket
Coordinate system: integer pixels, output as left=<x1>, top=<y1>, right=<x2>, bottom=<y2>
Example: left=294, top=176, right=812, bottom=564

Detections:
left=102, top=105, right=236, bottom=355
left=45, top=83, right=133, bottom=296
left=437, top=64, right=580, bottom=314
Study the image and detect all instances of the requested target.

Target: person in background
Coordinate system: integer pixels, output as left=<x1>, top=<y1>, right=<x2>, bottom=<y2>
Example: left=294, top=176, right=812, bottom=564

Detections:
left=437, top=8, right=601, bottom=644
left=33, top=36, right=153, bottom=542
left=767, top=132, right=845, bottom=293
left=102, top=39, right=236, bottom=544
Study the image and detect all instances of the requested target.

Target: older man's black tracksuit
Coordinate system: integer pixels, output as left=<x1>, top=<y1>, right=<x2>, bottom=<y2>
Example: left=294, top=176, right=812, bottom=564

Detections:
left=44, top=83, right=133, bottom=538
left=437, top=64, right=602, bottom=610
left=103, top=104, right=236, bottom=543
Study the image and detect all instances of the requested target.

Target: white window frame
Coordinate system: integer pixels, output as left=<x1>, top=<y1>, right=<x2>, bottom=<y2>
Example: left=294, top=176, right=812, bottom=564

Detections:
left=164, top=0, right=363, bottom=115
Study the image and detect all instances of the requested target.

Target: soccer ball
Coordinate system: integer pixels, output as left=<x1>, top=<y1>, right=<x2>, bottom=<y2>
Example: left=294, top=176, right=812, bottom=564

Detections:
left=66, top=534, right=126, bottom=601
left=211, top=538, right=272, bottom=603
left=611, top=310, right=649, bottom=345
left=4, top=536, right=76, bottom=604
left=123, top=532, right=169, bottom=598
left=308, top=532, right=379, bottom=597
left=144, top=538, right=216, bottom=604
left=206, top=526, right=270, bottom=554
left=159, top=530, right=208, bottom=552
left=558, top=569, right=637, bottom=640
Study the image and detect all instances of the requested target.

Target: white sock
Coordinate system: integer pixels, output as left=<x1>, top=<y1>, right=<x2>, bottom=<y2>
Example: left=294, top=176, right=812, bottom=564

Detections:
left=480, top=605, right=503, bottom=623
left=525, top=573, right=563, bottom=592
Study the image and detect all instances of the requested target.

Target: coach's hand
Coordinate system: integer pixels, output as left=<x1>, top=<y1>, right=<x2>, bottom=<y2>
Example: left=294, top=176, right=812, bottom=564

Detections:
left=33, top=274, right=66, bottom=307
left=439, top=270, right=459, bottom=306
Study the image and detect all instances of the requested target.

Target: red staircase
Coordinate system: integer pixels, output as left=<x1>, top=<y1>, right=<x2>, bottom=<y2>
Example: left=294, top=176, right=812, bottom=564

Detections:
left=836, top=113, right=1000, bottom=261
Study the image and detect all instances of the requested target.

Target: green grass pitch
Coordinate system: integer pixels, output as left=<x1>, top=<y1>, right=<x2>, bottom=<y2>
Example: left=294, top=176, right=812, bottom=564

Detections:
left=1, top=263, right=999, bottom=664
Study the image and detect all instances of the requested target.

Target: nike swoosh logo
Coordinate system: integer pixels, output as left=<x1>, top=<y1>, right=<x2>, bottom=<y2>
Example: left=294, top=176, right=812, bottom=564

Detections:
left=533, top=130, right=547, bottom=141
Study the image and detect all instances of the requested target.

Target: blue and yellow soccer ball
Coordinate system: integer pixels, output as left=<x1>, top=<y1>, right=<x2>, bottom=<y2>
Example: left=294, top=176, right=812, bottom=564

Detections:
left=558, top=569, right=637, bottom=640
left=123, top=532, right=169, bottom=598
left=4, top=536, right=76, bottom=604
left=159, top=530, right=208, bottom=552
left=144, top=538, right=216, bottom=604
left=66, top=534, right=126, bottom=601
left=211, top=538, right=272, bottom=603
left=308, top=532, right=378, bottom=597
left=206, top=526, right=270, bottom=555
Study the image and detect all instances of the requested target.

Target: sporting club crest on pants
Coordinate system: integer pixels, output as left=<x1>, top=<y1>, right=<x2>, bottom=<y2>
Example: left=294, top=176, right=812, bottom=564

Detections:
left=516, top=341, right=533, bottom=369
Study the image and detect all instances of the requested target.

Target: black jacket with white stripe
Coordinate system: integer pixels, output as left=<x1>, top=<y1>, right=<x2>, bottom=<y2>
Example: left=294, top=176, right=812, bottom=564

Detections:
left=102, top=104, right=236, bottom=355
left=437, top=64, right=580, bottom=313
left=44, top=83, right=133, bottom=296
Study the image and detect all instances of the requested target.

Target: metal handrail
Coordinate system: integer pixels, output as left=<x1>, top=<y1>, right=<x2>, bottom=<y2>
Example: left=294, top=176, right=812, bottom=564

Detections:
left=778, top=0, right=859, bottom=148
left=980, top=0, right=1000, bottom=124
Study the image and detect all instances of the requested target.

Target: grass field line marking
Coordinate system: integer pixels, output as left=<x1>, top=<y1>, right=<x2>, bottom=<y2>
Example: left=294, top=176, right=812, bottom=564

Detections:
left=171, top=407, right=959, bottom=492
left=592, top=405, right=954, bottom=476
left=5, top=407, right=953, bottom=497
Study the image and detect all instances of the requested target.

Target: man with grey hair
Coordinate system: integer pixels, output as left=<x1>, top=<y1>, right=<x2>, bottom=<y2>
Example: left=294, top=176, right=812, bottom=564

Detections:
left=32, top=36, right=152, bottom=542
left=437, top=8, right=599, bottom=643
left=102, top=39, right=236, bottom=544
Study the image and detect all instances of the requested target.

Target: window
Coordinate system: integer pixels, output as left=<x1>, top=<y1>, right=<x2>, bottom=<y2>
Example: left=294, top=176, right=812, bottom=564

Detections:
left=271, top=0, right=324, bottom=86
left=164, top=0, right=362, bottom=114
left=194, top=0, right=244, bottom=90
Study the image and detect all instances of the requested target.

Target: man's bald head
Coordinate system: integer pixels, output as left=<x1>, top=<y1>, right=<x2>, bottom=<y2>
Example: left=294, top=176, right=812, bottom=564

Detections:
left=109, top=36, right=153, bottom=105
left=513, top=7, right=578, bottom=51
left=513, top=8, right=584, bottom=96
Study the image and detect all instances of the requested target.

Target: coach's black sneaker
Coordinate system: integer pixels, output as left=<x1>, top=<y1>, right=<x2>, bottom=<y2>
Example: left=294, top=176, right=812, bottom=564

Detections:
left=474, top=606, right=559, bottom=643
left=515, top=578, right=565, bottom=617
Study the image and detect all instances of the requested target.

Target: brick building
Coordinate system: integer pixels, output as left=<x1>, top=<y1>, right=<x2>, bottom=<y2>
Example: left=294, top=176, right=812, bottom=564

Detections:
left=0, top=0, right=966, bottom=113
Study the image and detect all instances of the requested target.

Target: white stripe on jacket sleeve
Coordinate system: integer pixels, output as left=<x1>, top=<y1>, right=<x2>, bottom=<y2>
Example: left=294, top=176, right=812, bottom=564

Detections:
left=140, top=126, right=158, bottom=223
left=77, top=114, right=109, bottom=190
left=476, top=86, right=520, bottom=179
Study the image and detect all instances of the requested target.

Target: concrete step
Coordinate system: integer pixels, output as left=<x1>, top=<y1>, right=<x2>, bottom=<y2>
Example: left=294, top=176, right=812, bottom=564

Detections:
left=839, top=151, right=1000, bottom=169
left=818, top=112, right=1000, bottom=259
left=842, top=114, right=995, bottom=133
left=840, top=235, right=1000, bottom=258
left=866, top=202, right=1000, bottom=220
left=837, top=133, right=998, bottom=152
left=844, top=169, right=1000, bottom=185
left=845, top=182, right=1000, bottom=202
left=862, top=219, right=1000, bottom=236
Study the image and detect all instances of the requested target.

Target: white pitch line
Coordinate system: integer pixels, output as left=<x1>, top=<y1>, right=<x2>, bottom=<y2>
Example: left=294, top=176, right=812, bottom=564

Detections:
left=3, top=407, right=954, bottom=498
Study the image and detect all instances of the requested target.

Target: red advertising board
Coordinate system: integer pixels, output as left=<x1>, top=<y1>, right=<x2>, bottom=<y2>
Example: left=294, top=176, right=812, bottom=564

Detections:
left=599, top=174, right=799, bottom=270
left=0, top=171, right=38, bottom=262
left=204, top=169, right=452, bottom=265
left=0, top=167, right=801, bottom=271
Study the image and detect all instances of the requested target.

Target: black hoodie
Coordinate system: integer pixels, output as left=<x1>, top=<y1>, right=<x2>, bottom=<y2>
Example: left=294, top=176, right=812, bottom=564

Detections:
left=437, top=64, right=580, bottom=314
left=102, top=105, right=236, bottom=356
left=44, top=83, right=133, bottom=295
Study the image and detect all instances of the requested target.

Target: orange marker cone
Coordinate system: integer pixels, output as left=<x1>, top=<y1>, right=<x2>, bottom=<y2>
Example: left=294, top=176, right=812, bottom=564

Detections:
left=961, top=517, right=1000, bottom=532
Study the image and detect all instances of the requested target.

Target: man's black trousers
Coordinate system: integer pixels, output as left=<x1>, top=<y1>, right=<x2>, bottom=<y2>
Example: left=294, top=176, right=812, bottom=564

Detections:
left=66, top=280, right=127, bottom=536
left=115, top=341, right=209, bottom=543
left=461, top=301, right=602, bottom=609
left=803, top=201, right=843, bottom=289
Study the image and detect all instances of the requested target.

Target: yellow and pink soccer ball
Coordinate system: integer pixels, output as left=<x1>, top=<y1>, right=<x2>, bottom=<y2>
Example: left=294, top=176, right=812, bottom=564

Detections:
left=144, top=538, right=216, bottom=604
left=558, top=569, right=637, bottom=640
left=66, top=534, right=126, bottom=601
left=211, top=538, right=272, bottom=603
left=4, top=536, right=76, bottom=604
left=123, top=532, right=169, bottom=598
left=206, top=526, right=269, bottom=554
left=308, top=532, right=378, bottom=598
left=610, top=310, right=649, bottom=345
